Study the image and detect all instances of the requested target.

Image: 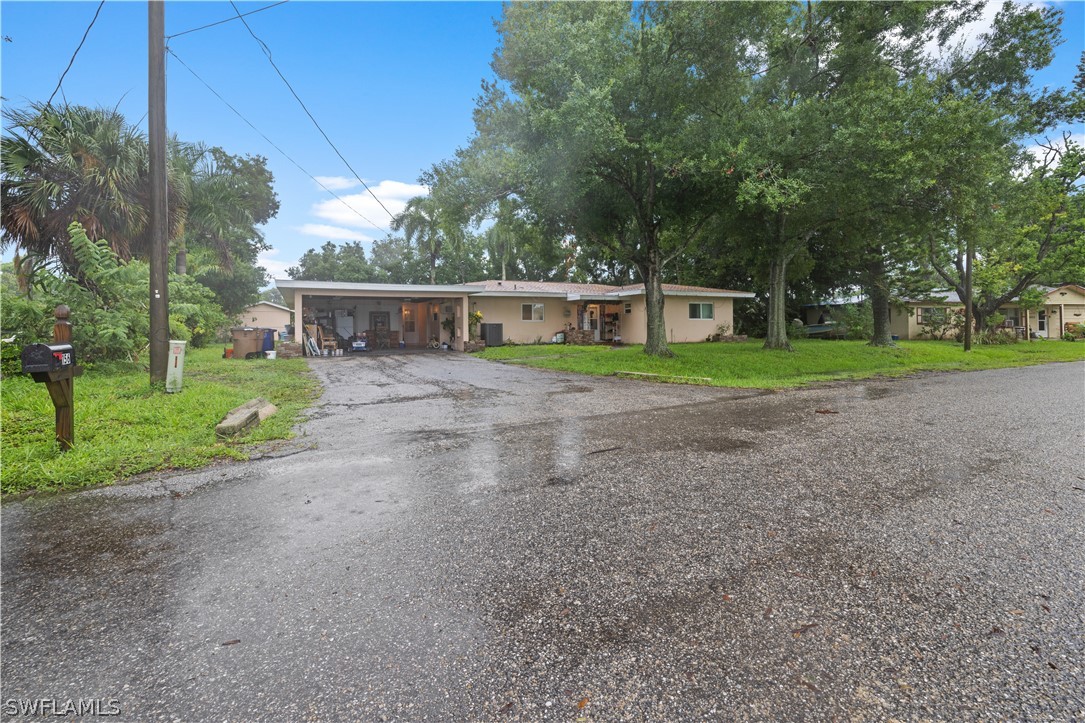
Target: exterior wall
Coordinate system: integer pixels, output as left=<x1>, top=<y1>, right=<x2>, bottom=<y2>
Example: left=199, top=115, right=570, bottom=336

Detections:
left=242, top=304, right=291, bottom=339
left=621, top=298, right=648, bottom=344
left=470, top=294, right=736, bottom=345
left=660, top=297, right=734, bottom=343
left=470, top=296, right=575, bottom=343
left=1048, top=287, right=1085, bottom=337
left=899, top=303, right=961, bottom=340
left=888, top=305, right=912, bottom=340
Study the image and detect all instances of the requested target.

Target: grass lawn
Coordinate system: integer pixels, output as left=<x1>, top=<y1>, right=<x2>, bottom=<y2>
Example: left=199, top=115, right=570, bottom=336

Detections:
left=474, top=339, right=1085, bottom=388
left=1, top=346, right=320, bottom=496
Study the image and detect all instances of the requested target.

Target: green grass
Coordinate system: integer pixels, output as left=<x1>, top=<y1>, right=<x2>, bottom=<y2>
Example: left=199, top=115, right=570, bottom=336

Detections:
left=1, top=347, right=320, bottom=495
left=474, top=339, right=1085, bottom=388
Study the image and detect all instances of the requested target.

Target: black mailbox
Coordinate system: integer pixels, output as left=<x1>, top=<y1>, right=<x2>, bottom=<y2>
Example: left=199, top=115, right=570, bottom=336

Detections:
left=21, top=343, right=75, bottom=373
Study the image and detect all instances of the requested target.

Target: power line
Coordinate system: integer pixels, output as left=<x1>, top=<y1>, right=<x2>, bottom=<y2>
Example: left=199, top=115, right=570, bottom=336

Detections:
left=167, top=47, right=390, bottom=235
left=227, top=0, right=397, bottom=222
left=166, top=1, right=289, bottom=40
left=46, top=0, right=106, bottom=108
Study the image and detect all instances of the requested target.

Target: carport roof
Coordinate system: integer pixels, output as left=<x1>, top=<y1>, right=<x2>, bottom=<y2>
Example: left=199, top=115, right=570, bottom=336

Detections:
left=275, top=279, right=484, bottom=307
left=274, top=278, right=757, bottom=307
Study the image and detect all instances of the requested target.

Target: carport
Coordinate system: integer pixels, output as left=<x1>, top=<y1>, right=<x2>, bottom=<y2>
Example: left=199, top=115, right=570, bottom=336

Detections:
left=275, top=280, right=482, bottom=351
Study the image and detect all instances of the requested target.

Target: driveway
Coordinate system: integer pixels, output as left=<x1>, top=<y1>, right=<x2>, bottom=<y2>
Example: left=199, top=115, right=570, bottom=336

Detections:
left=2, top=356, right=1083, bottom=721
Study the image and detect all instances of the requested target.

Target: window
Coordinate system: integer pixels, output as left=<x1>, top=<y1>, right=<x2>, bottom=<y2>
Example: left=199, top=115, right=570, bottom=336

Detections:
left=403, top=307, right=415, bottom=333
left=521, top=303, right=544, bottom=322
left=916, top=307, right=937, bottom=324
left=624, top=303, right=632, bottom=315
left=689, top=302, right=714, bottom=320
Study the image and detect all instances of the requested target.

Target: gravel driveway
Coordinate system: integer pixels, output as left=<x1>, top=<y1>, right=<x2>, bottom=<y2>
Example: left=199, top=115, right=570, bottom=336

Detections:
left=2, top=355, right=1083, bottom=721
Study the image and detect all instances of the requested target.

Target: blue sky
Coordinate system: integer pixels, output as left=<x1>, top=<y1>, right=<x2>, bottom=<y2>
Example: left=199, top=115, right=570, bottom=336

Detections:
left=2, top=1, right=1083, bottom=281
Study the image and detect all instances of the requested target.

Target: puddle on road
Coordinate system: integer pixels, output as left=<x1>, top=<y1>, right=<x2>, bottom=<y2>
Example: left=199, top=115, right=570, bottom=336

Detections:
left=3, top=498, right=173, bottom=585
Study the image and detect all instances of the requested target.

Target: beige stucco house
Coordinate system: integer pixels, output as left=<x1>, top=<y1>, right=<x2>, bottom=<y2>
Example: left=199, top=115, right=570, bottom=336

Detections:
left=806, top=285, right=1085, bottom=340
left=274, top=279, right=754, bottom=351
left=239, top=301, right=293, bottom=339
left=891, top=284, right=1085, bottom=340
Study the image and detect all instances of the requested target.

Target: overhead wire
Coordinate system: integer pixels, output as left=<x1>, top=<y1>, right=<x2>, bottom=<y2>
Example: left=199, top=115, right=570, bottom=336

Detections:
left=227, top=0, right=398, bottom=222
left=166, top=1, right=289, bottom=40
left=167, top=47, right=390, bottom=235
left=46, top=0, right=106, bottom=108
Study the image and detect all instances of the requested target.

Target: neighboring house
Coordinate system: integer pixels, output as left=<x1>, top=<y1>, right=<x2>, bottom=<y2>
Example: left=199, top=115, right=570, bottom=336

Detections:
left=274, top=279, right=755, bottom=351
left=240, top=301, right=293, bottom=339
left=895, top=284, right=1085, bottom=340
left=798, top=284, right=1085, bottom=340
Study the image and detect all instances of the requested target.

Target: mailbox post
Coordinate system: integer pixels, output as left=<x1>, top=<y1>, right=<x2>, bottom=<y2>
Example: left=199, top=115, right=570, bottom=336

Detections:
left=21, top=305, right=83, bottom=451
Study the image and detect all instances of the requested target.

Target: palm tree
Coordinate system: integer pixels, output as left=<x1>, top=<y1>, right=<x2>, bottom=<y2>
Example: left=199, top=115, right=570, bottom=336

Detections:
left=1, top=103, right=184, bottom=277
left=391, top=195, right=445, bottom=284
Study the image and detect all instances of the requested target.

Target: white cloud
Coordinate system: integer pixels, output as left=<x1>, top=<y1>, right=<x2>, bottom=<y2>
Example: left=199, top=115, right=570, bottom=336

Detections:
left=923, top=0, right=1048, bottom=59
left=313, top=175, right=362, bottom=191
left=1027, top=131, right=1084, bottom=166
left=295, top=223, right=375, bottom=242
left=257, top=248, right=296, bottom=280
left=311, top=179, right=428, bottom=232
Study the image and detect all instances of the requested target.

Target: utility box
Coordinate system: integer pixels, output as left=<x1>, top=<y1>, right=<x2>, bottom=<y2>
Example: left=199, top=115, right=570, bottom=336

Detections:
left=21, top=343, right=75, bottom=373
left=480, top=323, right=504, bottom=347
left=166, top=340, right=187, bottom=393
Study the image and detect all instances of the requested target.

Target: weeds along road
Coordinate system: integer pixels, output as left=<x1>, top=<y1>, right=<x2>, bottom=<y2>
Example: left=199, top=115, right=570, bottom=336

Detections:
left=2, top=355, right=1083, bottom=721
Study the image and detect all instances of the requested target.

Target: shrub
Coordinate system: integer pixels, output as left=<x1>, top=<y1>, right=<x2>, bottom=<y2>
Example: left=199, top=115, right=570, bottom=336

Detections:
left=834, top=300, right=874, bottom=341
left=0, top=223, right=229, bottom=370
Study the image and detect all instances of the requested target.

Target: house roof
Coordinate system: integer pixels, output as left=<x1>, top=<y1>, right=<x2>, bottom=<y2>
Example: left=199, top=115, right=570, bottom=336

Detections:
left=466, top=280, right=756, bottom=299
left=903, top=291, right=964, bottom=304
left=246, top=301, right=292, bottom=313
left=1046, top=284, right=1085, bottom=298
left=275, top=278, right=756, bottom=304
left=465, top=280, right=616, bottom=296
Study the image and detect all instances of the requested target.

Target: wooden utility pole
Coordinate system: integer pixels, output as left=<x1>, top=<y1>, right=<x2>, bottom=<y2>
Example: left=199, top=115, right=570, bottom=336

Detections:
left=963, top=234, right=973, bottom=352
left=148, top=0, right=169, bottom=383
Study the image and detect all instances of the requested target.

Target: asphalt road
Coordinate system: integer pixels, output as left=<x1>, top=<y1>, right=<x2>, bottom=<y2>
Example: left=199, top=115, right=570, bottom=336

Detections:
left=2, top=355, right=1083, bottom=721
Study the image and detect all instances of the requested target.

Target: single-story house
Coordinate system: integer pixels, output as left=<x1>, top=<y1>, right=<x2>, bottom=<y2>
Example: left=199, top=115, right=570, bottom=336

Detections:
left=239, top=301, right=293, bottom=339
left=274, top=279, right=755, bottom=351
left=892, top=284, right=1085, bottom=340
left=799, top=284, right=1085, bottom=340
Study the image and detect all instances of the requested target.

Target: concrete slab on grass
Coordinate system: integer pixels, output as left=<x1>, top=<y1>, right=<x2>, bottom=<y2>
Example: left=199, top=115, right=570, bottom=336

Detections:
left=215, top=398, right=277, bottom=438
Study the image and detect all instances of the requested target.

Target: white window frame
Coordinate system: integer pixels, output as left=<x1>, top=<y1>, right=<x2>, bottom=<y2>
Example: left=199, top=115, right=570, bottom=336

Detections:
left=624, top=302, right=632, bottom=315
left=521, top=303, right=545, bottom=322
left=688, top=302, right=714, bottom=320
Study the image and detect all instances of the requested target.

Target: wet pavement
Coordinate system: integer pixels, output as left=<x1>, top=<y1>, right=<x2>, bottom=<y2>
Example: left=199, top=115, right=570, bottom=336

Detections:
left=2, top=355, right=1083, bottom=721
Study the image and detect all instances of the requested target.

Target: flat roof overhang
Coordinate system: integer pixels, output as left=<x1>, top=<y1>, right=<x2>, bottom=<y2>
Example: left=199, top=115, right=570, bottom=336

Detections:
left=275, top=279, right=484, bottom=308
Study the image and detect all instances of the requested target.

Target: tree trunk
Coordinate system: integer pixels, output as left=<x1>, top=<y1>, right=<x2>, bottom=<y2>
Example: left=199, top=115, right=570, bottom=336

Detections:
left=640, top=252, right=673, bottom=358
left=866, top=251, right=894, bottom=347
left=763, top=252, right=793, bottom=351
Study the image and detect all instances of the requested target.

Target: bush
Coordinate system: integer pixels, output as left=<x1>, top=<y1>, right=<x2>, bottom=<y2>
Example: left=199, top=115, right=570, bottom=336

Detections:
left=0, top=223, right=229, bottom=370
left=834, top=300, right=874, bottom=341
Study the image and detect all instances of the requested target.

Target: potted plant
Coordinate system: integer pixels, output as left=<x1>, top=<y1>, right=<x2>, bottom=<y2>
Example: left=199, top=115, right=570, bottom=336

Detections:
left=440, top=316, right=456, bottom=348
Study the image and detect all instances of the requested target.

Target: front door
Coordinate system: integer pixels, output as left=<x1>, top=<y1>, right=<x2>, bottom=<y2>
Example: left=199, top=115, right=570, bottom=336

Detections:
left=586, top=305, right=600, bottom=342
left=1038, top=309, right=1048, bottom=338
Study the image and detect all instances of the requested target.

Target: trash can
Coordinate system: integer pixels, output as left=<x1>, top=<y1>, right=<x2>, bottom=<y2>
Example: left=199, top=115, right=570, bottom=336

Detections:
left=261, top=328, right=275, bottom=352
left=231, top=328, right=263, bottom=359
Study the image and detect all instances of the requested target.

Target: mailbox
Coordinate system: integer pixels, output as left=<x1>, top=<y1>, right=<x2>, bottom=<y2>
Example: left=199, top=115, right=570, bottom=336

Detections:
left=21, top=343, right=75, bottom=373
